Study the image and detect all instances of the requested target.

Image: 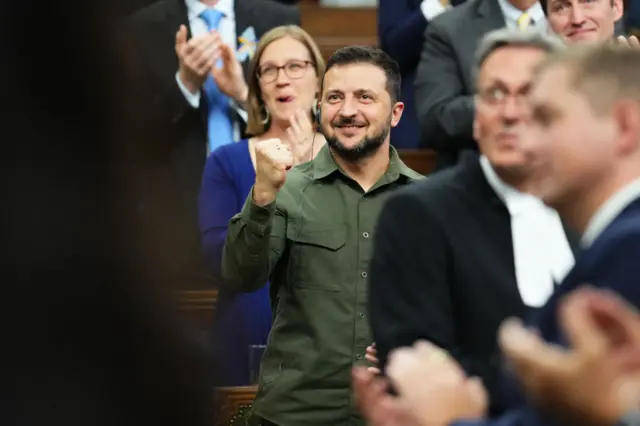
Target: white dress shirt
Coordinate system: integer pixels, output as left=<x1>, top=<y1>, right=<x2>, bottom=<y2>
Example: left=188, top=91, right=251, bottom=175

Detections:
left=480, top=156, right=575, bottom=307
left=496, top=0, right=547, bottom=32
left=175, top=0, right=246, bottom=141
left=582, top=178, right=640, bottom=248
left=420, top=0, right=451, bottom=21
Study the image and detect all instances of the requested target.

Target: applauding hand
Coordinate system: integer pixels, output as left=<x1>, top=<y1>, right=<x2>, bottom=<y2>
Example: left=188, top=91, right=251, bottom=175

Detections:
left=175, top=25, right=217, bottom=94
left=387, top=341, right=487, bottom=426
left=286, top=109, right=322, bottom=165
left=616, top=35, right=640, bottom=49
left=366, top=343, right=381, bottom=375
left=211, top=33, right=249, bottom=104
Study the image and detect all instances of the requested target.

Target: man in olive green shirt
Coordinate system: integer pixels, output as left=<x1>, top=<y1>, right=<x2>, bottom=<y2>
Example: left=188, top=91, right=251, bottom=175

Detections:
left=221, top=46, right=423, bottom=426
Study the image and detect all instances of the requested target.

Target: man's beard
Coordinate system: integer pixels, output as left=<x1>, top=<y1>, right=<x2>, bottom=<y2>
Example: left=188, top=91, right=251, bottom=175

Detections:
left=324, top=117, right=391, bottom=163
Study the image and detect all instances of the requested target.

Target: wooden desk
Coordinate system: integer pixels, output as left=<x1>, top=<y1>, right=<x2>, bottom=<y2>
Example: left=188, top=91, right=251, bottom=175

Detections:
left=179, top=289, right=218, bottom=331
left=398, top=149, right=438, bottom=175
left=214, top=385, right=259, bottom=426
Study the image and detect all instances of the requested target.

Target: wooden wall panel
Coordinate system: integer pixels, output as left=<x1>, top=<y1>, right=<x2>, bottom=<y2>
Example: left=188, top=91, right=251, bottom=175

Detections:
left=179, top=289, right=217, bottom=331
left=213, top=386, right=258, bottom=426
left=300, top=0, right=378, bottom=61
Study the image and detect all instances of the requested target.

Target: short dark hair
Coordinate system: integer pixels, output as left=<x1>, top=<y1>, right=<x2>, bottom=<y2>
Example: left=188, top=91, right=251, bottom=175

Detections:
left=540, top=0, right=622, bottom=15
left=540, top=0, right=549, bottom=14
left=322, top=45, right=402, bottom=103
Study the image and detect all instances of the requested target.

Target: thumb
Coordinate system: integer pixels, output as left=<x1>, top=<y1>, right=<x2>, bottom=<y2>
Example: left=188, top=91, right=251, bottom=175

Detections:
left=220, top=43, right=234, bottom=63
left=499, top=318, right=564, bottom=368
left=224, top=43, right=234, bottom=58
left=176, top=25, right=187, bottom=47
left=466, top=377, right=487, bottom=414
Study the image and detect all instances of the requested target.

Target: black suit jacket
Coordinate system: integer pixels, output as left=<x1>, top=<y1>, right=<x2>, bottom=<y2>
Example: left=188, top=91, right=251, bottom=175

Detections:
left=378, top=0, right=466, bottom=149
left=368, top=153, right=581, bottom=416
left=122, top=0, right=299, bottom=288
left=414, top=0, right=505, bottom=168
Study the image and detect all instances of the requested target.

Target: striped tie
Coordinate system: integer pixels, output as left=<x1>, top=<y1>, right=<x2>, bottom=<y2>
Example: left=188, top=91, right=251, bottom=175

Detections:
left=517, top=12, right=532, bottom=31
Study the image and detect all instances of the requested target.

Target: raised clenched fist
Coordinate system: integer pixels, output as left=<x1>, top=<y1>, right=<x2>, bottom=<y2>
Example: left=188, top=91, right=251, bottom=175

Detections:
left=252, top=138, right=293, bottom=206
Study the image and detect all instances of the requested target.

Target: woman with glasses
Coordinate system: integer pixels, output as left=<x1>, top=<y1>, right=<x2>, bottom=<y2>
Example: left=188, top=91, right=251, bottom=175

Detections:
left=198, top=25, right=326, bottom=386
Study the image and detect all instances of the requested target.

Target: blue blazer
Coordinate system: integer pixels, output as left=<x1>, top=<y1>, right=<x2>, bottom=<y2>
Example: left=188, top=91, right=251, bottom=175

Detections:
left=453, top=197, right=640, bottom=426
left=198, top=140, right=272, bottom=386
left=378, top=0, right=425, bottom=149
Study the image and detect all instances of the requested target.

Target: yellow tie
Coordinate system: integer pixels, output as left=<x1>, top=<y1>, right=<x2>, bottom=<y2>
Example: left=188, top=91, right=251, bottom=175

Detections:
left=517, top=12, right=531, bottom=31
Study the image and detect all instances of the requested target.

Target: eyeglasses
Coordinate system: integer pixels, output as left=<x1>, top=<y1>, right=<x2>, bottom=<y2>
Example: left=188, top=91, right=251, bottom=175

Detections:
left=258, top=60, right=313, bottom=83
left=477, top=86, right=530, bottom=108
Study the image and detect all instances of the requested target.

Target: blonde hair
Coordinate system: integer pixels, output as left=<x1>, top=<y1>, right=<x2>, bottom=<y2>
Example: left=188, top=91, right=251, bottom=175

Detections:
left=245, top=25, right=326, bottom=136
left=536, top=44, right=640, bottom=115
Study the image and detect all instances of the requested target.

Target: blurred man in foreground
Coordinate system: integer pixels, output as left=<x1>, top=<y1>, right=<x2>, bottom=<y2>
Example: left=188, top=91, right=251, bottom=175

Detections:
left=368, top=28, right=577, bottom=417
left=357, top=43, right=640, bottom=426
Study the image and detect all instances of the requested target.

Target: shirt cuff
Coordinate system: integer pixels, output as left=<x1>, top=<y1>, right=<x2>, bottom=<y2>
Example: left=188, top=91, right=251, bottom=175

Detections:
left=241, top=187, right=276, bottom=235
left=421, top=0, right=451, bottom=21
left=175, top=71, right=201, bottom=108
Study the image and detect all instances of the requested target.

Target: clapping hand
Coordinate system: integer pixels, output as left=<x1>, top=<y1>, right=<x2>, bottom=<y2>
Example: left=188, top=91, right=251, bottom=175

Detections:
left=353, top=367, right=417, bottom=426
left=500, top=288, right=640, bottom=426
left=386, top=341, right=487, bottom=426
left=366, top=343, right=381, bottom=375
left=286, top=109, right=321, bottom=165
left=211, top=32, right=249, bottom=103
left=175, top=25, right=217, bottom=94
left=616, top=35, right=640, bottom=48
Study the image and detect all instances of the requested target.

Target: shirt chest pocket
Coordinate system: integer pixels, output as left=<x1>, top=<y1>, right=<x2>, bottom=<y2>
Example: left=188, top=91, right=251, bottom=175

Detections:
left=286, top=225, right=347, bottom=292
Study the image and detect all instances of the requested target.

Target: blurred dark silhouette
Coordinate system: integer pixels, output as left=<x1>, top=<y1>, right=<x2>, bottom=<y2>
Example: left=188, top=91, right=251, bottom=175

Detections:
left=2, top=3, right=214, bottom=426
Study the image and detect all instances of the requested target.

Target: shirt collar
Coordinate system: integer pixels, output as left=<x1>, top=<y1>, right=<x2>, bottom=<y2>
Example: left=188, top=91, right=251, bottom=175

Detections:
left=186, top=0, right=234, bottom=21
left=479, top=155, right=543, bottom=216
left=311, top=144, right=417, bottom=182
left=581, top=177, right=640, bottom=248
left=496, top=0, right=545, bottom=27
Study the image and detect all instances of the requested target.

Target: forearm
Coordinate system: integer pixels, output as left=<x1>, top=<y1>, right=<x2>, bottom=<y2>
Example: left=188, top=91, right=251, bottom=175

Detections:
left=221, top=188, right=277, bottom=292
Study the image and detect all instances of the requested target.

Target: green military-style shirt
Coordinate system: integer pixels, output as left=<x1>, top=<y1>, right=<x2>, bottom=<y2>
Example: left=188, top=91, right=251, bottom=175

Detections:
left=222, top=144, right=423, bottom=426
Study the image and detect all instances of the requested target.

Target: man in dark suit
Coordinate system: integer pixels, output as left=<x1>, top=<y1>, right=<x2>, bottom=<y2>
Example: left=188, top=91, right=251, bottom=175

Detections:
left=122, top=0, right=299, bottom=288
left=368, top=29, right=577, bottom=417
left=377, top=0, right=465, bottom=149
left=367, top=43, right=640, bottom=426
left=414, top=0, right=546, bottom=168
left=415, top=0, right=626, bottom=170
